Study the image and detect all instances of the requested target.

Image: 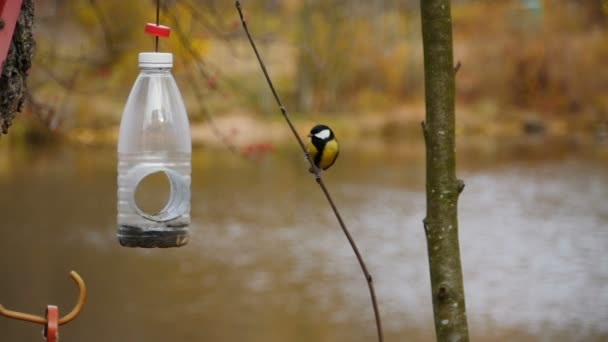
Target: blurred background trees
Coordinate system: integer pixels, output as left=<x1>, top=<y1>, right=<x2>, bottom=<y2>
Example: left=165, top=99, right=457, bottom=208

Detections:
left=1, top=3, right=607, bottom=340
left=9, top=0, right=608, bottom=145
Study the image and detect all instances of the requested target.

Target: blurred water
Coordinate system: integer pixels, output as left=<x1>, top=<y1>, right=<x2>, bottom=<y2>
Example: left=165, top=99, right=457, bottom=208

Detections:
left=0, top=141, right=606, bottom=341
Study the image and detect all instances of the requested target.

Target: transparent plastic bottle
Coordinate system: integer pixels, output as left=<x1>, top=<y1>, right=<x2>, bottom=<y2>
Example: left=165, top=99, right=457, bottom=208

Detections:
left=117, top=52, right=191, bottom=248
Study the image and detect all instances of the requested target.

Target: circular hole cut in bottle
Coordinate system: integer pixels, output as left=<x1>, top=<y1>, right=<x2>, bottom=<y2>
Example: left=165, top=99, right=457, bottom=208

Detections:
left=134, top=171, right=170, bottom=217
left=130, top=166, right=189, bottom=222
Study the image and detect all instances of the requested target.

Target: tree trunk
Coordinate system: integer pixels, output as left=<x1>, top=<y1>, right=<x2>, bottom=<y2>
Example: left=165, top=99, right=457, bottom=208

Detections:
left=0, top=0, right=35, bottom=135
left=582, top=0, right=606, bottom=27
left=420, top=0, right=469, bottom=341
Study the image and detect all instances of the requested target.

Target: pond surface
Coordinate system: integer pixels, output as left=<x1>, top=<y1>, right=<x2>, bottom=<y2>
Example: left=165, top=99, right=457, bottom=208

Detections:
left=0, top=139, right=607, bottom=341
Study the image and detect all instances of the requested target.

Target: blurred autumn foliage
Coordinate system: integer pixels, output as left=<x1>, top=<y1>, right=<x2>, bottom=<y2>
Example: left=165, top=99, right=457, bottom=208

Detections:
left=11, top=0, right=608, bottom=144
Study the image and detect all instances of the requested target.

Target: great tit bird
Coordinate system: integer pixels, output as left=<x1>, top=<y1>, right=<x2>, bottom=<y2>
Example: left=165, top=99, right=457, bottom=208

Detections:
left=307, top=124, right=339, bottom=172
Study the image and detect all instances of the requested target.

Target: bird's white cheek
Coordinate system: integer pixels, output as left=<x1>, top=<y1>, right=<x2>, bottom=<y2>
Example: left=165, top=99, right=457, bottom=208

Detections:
left=315, top=129, right=331, bottom=140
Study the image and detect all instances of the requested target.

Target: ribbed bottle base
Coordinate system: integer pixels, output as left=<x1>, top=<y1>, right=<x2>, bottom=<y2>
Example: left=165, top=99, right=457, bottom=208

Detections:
left=118, top=224, right=189, bottom=248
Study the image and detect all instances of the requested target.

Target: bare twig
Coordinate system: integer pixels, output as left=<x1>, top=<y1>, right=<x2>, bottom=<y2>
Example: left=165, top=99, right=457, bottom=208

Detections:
left=26, top=91, right=56, bottom=127
left=26, top=68, right=81, bottom=131
left=36, top=50, right=105, bottom=66
left=184, top=65, right=241, bottom=156
left=454, top=60, right=462, bottom=74
left=87, top=0, right=114, bottom=52
left=167, top=8, right=242, bottom=157
left=34, top=60, right=99, bottom=95
left=235, top=2, right=383, bottom=341
left=167, top=2, right=260, bottom=103
left=182, top=0, right=237, bottom=40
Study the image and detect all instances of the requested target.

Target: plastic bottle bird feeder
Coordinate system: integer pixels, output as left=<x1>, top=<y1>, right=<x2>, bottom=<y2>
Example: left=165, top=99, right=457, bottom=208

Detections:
left=117, top=23, right=192, bottom=248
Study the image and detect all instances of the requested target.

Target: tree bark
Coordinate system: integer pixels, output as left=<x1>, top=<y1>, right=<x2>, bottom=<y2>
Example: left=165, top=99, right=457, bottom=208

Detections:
left=0, top=0, right=35, bottom=134
left=582, top=0, right=606, bottom=27
left=420, top=0, right=469, bottom=341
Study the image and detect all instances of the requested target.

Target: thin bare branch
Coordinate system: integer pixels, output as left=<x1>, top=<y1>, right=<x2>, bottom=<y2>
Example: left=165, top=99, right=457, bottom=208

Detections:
left=26, top=91, right=56, bottom=128
left=235, top=2, right=384, bottom=341
left=167, top=4, right=259, bottom=101
left=454, top=60, right=462, bottom=74
left=167, top=8, right=242, bottom=157
left=87, top=0, right=114, bottom=52
left=182, top=0, right=238, bottom=40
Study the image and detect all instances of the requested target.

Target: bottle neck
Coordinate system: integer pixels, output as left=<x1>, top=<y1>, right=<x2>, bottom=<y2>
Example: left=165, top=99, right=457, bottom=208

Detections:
left=139, top=67, right=172, bottom=75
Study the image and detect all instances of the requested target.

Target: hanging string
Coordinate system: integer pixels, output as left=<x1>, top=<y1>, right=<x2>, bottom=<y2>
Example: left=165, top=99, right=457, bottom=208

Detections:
left=155, top=0, right=160, bottom=52
left=145, top=0, right=169, bottom=50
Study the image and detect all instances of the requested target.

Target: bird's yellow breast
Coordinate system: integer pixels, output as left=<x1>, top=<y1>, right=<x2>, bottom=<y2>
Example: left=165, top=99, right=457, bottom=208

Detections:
left=307, top=139, right=339, bottom=171
left=319, top=139, right=339, bottom=170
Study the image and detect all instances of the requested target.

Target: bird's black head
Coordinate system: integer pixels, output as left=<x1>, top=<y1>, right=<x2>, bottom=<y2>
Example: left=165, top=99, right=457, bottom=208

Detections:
left=308, top=124, right=334, bottom=141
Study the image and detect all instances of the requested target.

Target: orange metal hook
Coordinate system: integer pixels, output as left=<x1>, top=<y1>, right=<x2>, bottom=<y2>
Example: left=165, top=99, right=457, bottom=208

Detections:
left=0, top=270, right=87, bottom=325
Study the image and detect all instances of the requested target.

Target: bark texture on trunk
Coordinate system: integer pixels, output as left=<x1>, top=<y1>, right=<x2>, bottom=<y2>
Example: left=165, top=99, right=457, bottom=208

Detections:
left=420, top=0, right=470, bottom=340
left=0, top=0, right=34, bottom=134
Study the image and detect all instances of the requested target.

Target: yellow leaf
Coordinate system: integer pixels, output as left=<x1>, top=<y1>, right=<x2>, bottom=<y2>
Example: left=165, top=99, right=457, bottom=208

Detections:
left=190, top=37, right=210, bottom=58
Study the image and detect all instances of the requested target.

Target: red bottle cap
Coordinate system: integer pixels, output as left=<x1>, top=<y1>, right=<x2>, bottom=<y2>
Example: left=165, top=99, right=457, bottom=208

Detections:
left=145, top=23, right=171, bottom=37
